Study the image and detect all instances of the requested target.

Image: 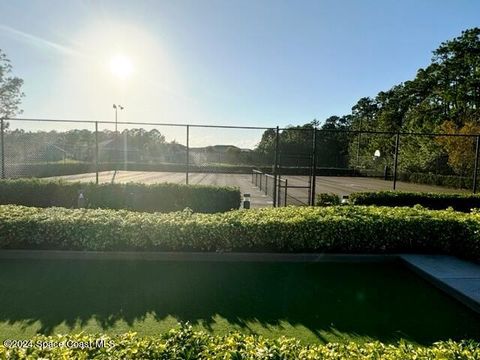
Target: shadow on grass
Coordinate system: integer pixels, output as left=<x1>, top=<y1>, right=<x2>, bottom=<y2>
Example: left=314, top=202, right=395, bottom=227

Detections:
left=0, top=259, right=479, bottom=344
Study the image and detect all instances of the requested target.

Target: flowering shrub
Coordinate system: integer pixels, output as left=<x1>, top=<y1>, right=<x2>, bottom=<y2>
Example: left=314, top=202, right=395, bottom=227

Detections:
left=0, top=326, right=478, bottom=359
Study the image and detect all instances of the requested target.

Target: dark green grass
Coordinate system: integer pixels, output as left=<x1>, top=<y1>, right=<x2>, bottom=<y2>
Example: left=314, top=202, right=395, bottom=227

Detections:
left=0, top=259, right=479, bottom=344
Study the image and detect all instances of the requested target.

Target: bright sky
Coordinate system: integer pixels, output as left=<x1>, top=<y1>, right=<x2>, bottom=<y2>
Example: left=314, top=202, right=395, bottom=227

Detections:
left=0, top=0, right=479, bottom=147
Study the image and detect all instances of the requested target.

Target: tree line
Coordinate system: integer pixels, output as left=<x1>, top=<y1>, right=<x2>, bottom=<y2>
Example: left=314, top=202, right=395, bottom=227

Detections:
left=255, top=28, right=480, bottom=177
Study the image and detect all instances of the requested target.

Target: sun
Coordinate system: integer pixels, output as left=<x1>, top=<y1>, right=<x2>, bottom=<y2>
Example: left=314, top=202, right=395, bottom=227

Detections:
left=110, top=54, right=134, bottom=79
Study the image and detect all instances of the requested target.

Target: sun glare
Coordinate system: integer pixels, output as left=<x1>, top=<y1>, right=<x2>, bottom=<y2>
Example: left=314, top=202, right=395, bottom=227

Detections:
left=110, top=54, right=134, bottom=79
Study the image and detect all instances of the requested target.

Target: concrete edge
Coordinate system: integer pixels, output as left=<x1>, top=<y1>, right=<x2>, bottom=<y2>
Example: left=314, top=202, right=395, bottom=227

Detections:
left=399, top=255, right=480, bottom=314
left=0, top=250, right=396, bottom=262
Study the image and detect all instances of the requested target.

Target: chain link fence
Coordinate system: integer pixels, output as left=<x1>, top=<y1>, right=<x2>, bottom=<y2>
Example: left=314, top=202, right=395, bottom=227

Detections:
left=1, top=118, right=479, bottom=207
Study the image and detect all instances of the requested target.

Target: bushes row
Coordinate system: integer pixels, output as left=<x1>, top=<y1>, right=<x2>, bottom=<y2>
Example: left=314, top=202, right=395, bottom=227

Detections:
left=5, top=162, right=95, bottom=178
left=1, top=327, right=478, bottom=359
left=315, top=192, right=341, bottom=206
left=0, top=179, right=240, bottom=213
left=398, top=172, right=473, bottom=189
left=349, top=191, right=480, bottom=212
left=1, top=205, right=480, bottom=260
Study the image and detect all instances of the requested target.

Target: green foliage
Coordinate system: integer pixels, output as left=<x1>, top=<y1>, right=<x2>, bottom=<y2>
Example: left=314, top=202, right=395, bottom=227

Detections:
left=0, top=326, right=478, bottom=359
left=317, top=116, right=352, bottom=168
left=315, top=193, right=340, bottom=206
left=436, top=121, right=480, bottom=176
left=0, top=179, right=240, bottom=213
left=1, top=205, right=480, bottom=261
left=397, top=172, right=472, bottom=189
left=255, top=118, right=352, bottom=169
left=347, top=28, right=480, bottom=176
left=0, top=49, right=24, bottom=118
left=254, top=122, right=318, bottom=168
left=350, top=191, right=480, bottom=212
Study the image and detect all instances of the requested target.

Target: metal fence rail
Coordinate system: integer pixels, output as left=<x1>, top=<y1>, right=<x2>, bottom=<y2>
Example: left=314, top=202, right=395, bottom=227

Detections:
left=252, top=169, right=288, bottom=207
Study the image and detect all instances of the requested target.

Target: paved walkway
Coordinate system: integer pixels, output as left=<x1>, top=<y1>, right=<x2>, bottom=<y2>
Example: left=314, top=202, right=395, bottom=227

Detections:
left=400, top=254, right=480, bottom=313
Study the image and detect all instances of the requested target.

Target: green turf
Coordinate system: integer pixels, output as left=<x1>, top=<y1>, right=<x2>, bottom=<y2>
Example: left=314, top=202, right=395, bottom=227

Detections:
left=0, top=259, right=479, bottom=344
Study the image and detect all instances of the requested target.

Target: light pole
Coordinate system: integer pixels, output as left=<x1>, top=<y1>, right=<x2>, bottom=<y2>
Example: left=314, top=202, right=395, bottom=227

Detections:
left=112, top=104, right=124, bottom=133
left=112, top=104, right=124, bottom=171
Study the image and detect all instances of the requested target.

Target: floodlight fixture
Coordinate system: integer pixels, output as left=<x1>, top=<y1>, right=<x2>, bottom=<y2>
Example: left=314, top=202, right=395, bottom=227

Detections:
left=113, top=104, right=125, bottom=132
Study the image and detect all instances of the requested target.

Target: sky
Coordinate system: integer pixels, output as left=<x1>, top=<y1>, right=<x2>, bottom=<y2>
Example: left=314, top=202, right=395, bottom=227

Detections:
left=0, top=0, right=479, bottom=147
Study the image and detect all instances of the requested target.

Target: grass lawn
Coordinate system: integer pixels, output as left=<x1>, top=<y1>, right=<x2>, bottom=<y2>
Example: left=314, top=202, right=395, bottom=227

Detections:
left=0, top=259, right=479, bottom=344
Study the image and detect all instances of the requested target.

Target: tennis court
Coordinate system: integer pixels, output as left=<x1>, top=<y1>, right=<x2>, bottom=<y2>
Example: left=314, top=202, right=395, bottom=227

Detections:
left=50, top=170, right=467, bottom=208
left=278, top=174, right=468, bottom=205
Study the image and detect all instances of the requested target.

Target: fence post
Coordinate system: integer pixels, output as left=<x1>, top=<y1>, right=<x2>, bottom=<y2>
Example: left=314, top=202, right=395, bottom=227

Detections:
left=473, top=135, right=480, bottom=194
left=277, top=176, right=281, bottom=206
left=284, top=178, right=288, bottom=206
left=356, top=118, right=362, bottom=168
left=392, top=132, right=400, bottom=190
left=186, top=125, right=190, bottom=185
left=272, top=126, right=280, bottom=207
left=0, top=118, right=4, bottom=179
left=310, top=127, right=317, bottom=206
left=95, top=121, right=99, bottom=184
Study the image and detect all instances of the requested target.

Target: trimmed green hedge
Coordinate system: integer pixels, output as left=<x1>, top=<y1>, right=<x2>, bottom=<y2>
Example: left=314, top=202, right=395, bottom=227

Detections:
left=350, top=191, right=480, bottom=212
left=398, top=172, right=472, bottom=189
left=1, top=205, right=480, bottom=260
left=0, top=179, right=240, bottom=213
left=316, top=193, right=341, bottom=206
left=0, top=327, right=478, bottom=359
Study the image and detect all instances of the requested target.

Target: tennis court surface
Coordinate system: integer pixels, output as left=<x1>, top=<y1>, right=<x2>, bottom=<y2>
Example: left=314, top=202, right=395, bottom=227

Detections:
left=49, top=171, right=467, bottom=208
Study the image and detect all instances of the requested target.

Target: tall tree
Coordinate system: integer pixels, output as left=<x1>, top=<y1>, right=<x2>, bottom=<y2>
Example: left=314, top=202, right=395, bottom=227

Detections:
left=344, top=28, right=480, bottom=176
left=0, top=49, right=24, bottom=119
left=436, top=120, right=480, bottom=176
left=317, top=115, right=351, bottom=168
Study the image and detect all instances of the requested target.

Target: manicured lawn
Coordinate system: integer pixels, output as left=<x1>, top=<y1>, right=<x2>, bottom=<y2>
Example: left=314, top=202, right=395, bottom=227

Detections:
left=0, top=259, right=479, bottom=344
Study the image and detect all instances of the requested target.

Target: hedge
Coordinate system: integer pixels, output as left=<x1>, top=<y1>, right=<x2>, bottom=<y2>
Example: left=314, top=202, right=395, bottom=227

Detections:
left=0, top=179, right=241, bottom=213
left=0, top=327, right=478, bottom=359
left=315, top=193, right=341, bottom=206
left=349, top=191, right=480, bottom=212
left=398, top=172, right=472, bottom=189
left=1, top=205, right=480, bottom=260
